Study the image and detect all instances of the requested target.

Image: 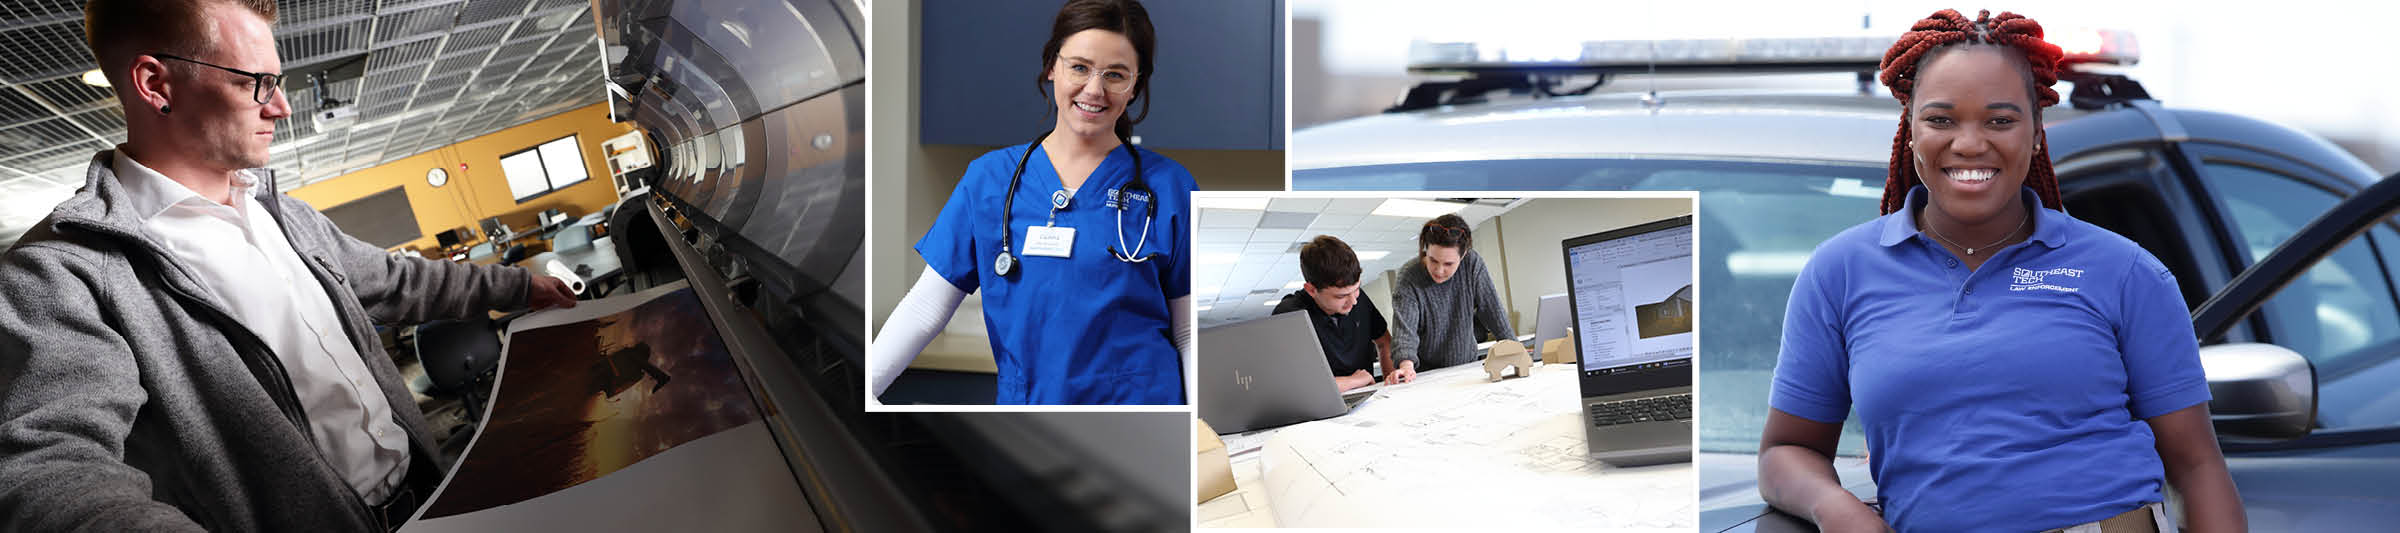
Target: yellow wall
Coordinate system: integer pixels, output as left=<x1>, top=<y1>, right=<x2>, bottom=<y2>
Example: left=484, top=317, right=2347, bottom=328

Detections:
left=288, top=102, right=635, bottom=253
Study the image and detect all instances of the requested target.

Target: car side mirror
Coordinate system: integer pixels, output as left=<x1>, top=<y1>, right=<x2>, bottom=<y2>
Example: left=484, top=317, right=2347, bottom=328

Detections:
left=2198, top=343, right=2316, bottom=440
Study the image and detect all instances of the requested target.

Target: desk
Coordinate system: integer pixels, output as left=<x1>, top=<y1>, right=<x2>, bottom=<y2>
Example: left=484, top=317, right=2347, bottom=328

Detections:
left=490, top=218, right=570, bottom=247
left=1198, top=362, right=1693, bottom=530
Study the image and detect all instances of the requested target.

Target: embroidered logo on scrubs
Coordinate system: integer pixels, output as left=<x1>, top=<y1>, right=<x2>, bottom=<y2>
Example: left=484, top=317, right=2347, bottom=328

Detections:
left=2010, top=267, right=2085, bottom=293
left=1106, top=189, right=1152, bottom=209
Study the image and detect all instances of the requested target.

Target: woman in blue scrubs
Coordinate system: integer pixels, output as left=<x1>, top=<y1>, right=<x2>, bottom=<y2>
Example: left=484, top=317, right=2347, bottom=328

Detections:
left=1756, top=10, right=2244, bottom=532
left=870, top=0, right=1191, bottom=405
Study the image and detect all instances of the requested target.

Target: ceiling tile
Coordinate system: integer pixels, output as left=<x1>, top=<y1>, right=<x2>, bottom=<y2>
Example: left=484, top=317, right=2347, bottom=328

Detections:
left=1306, top=213, right=1362, bottom=231
left=1323, top=198, right=1381, bottom=214
left=1265, top=197, right=1328, bottom=213
left=1256, top=211, right=1315, bottom=229
left=1199, top=208, right=1261, bottom=229
left=1248, top=228, right=1302, bottom=245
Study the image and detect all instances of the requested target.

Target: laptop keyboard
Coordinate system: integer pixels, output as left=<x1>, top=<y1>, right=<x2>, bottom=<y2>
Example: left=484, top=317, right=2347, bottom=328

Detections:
left=1587, top=394, right=1692, bottom=427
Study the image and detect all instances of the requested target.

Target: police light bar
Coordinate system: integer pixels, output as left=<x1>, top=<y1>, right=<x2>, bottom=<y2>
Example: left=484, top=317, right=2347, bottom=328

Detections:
left=1407, top=36, right=1893, bottom=75
left=2052, top=28, right=2138, bottom=67
left=1407, top=30, right=2138, bottom=75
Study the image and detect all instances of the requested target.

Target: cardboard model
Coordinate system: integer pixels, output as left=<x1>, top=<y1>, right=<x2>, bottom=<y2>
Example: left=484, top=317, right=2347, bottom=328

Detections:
left=1484, top=340, right=1535, bottom=381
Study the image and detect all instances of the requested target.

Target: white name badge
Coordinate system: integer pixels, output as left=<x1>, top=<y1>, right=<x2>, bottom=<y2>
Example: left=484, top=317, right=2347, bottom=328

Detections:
left=1023, top=225, right=1076, bottom=258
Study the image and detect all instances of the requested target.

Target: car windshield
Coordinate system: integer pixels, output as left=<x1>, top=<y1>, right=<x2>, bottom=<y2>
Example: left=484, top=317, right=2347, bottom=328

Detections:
left=1298, top=158, right=1886, bottom=455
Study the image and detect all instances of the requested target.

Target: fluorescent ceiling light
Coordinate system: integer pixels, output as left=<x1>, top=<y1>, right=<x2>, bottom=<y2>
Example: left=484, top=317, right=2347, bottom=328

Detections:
left=1199, top=252, right=1241, bottom=265
left=1371, top=199, right=1465, bottom=218
left=80, top=69, right=109, bottom=87
left=1197, top=305, right=1213, bottom=312
left=1357, top=250, right=1392, bottom=261
left=1196, top=197, right=1270, bottom=210
left=1261, top=300, right=1279, bottom=306
left=1283, top=280, right=1305, bottom=290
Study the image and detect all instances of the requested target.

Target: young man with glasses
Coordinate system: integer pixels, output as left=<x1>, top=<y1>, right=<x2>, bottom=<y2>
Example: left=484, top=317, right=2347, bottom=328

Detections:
left=1387, top=214, right=1517, bottom=383
left=1273, top=235, right=1392, bottom=392
left=0, top=1, right=577, bottom=530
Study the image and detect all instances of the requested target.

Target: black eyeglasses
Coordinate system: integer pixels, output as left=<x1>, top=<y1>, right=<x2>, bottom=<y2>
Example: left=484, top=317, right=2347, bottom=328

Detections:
left=150, top=53, right=284, bottom=105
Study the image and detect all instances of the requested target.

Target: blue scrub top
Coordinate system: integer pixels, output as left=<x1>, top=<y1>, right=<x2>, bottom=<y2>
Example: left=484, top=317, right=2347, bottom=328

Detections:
left=916, top=141, right=1193, bottom=405
left=1771, top=186, right=2210, bottom=532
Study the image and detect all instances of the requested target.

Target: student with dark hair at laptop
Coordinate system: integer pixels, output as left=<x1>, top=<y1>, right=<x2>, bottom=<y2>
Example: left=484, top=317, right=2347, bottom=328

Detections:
left=1273, top=235, right=1390, bottom=392
left=1388, top=214, right=1515, bottom=384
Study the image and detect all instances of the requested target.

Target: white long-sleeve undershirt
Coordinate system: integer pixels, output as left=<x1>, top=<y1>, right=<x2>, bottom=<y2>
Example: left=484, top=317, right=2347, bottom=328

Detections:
left=868, top=269, right=965, bottom=400
left=868, top=269, right=1198, bottom=403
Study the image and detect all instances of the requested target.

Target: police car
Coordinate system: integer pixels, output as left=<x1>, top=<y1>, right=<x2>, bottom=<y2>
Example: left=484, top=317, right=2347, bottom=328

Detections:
left=1290, top=32, right=2400, bottom=532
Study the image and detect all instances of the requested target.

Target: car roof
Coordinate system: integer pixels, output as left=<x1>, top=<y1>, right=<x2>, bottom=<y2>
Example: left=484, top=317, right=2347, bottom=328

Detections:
left=1293, top=86, right=2382, bottom=186
left=1293, top=89, right=2008, bottom=170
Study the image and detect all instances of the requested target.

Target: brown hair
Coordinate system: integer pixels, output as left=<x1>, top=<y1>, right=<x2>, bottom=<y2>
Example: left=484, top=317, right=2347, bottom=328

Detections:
left=1418, top=214, right=1471, bottom=253
left=1876, top=8, right=2065, bottom=215
left=1299, top=235, right=1362, bottom=289
left=1035, top=0, right=1156, bottom=142
left=83, top=0, right=280, bottom=90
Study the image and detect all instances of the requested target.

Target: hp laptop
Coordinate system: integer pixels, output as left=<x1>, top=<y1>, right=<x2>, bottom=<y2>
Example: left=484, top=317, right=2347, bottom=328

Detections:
left=1562, top=215, right=1696, bottom=466
left=1198, top=311, right=1376, bottom=434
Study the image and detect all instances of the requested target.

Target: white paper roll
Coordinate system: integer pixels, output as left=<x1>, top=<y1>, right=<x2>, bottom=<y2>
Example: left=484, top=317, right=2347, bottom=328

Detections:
left=544, top=260, right=587, bottom=296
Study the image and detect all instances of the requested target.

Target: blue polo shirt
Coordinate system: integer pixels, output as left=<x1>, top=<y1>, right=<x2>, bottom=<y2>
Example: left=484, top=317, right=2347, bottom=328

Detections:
left=1771, top=186, right=2211, bottom=532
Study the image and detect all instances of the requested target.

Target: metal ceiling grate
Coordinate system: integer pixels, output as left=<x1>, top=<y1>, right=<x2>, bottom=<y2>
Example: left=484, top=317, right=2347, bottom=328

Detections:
left=23, top=77, right=114, bottom=114
left=3, top=0, right=602, bottom=242
left=68, top=108, right=125, bottom=137
left=2, top=140, right=105, bottom=168
left=0, top=1, right=83, bottom=22
left=279, top=20, right=361, bottom=61
left=369, top=38, right=444, bottom=70
left=278, top=0, right=377, bottom=28
left=443, top=22, right=510, bottom=52
left=492, top=36, right=548, bottom=62
left=0, top=117, right=85, bottom=154
left=0, top=21, right=93, bottom=84
left=430, top=53, right=484, bottom=76
left=361, top=65, right=426, bottom=93
left=0, top=90, right=48, bottom=126
left=371, top=4, right=458, bottom=42
left=458, top=0, right=533, bottom=24
left=416, top=72, right=469, bottom=99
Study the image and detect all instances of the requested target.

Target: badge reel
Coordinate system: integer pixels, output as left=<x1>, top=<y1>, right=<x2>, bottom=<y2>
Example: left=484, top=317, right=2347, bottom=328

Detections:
left=995, top=190, right=1075, bottom=276
left=1023, top=190, right=1077, bottom=259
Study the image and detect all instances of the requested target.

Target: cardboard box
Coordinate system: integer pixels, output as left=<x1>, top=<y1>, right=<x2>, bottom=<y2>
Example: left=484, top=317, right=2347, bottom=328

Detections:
left=1196, top=418, right=1236, bottom=503
left=1542, top=334, right=1575, bottom=365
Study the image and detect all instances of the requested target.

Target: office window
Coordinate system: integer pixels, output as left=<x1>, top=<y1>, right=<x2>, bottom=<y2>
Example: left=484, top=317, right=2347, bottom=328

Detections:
left=500, top=135, right=590, bottom=202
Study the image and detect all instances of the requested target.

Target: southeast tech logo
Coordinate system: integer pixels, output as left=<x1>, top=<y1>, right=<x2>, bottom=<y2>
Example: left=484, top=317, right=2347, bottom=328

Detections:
left=2011, top=267, right=2085, bottom=293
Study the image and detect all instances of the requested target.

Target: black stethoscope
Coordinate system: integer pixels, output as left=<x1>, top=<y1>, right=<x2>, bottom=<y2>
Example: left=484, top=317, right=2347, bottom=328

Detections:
left=994, top=131, right=1158, bottom=277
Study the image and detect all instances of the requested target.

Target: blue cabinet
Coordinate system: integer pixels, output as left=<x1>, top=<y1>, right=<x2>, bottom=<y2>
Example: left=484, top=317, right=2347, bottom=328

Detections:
left=920, top=0, right=1283, bottom=150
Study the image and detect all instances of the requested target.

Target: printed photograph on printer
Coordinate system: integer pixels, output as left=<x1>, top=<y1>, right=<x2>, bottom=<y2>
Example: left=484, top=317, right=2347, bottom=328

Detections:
left=1190, top=192, right=1699, bottom=529
left=418, top=286, right=756, bottom=519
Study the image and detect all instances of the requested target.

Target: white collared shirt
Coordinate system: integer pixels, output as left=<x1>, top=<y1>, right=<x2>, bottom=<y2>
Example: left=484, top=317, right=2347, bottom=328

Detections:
left=112, top=151, right=410, bottom=504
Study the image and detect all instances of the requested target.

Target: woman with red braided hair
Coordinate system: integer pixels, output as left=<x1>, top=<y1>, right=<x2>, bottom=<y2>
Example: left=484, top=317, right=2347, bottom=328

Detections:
left=1759, top=9, right=2244, bottom=533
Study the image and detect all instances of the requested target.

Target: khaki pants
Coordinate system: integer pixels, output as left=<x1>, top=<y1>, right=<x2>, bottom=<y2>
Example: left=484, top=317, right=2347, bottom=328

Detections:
left=2045, top=502, right=2172, bottom=533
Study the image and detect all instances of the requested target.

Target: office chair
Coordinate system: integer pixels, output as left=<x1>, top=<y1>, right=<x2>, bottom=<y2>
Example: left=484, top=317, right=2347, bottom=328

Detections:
left=413, top=317, right=503, bottom=425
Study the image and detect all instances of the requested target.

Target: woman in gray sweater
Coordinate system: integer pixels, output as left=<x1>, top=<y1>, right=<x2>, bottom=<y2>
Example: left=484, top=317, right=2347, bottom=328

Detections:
left=1387, top=214, right=1516, bottom=383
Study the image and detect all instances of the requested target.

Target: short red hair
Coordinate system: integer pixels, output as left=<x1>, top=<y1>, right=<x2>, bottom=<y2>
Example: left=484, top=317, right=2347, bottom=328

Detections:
left=83, top=0, right=280, bottom=91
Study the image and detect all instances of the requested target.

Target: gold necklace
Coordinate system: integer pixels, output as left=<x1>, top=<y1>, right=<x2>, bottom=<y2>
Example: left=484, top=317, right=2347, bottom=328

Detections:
left=1923, top=210, right=2029, bottom=256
